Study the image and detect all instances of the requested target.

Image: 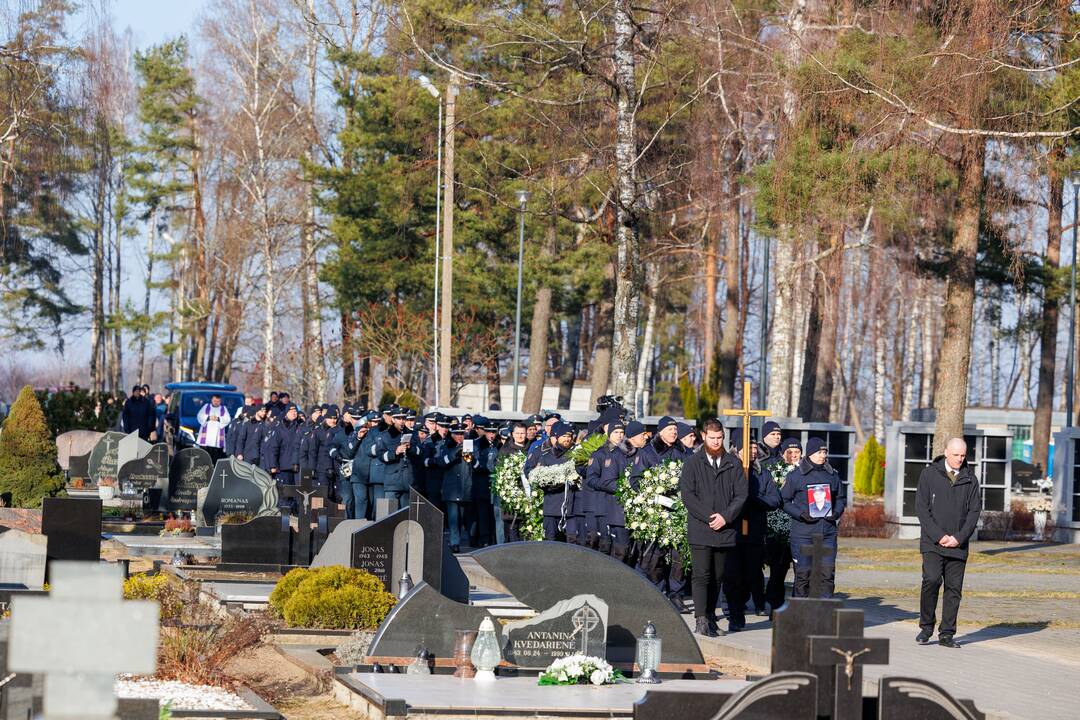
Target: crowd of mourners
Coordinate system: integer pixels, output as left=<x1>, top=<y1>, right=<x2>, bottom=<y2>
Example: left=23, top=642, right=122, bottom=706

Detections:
left=183, top=391, right=849, bottom=638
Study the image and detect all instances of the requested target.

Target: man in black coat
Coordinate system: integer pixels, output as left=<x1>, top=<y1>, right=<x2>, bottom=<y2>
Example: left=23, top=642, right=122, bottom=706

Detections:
left=679, top=418, right=748, bottom=637
left=121, top=386, right=156, bottom=442
left=915, top=437, right=981, bottom=649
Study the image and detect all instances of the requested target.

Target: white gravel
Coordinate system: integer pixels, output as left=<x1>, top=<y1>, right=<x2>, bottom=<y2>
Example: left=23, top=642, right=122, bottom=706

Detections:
left=116, top=677, right=255, bottom=711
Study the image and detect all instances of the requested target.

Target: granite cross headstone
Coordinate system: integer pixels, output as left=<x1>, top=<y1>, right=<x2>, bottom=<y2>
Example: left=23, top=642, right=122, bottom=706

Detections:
left=118, top=443, right=169, bottom=507
left=167, top=447, right=214, bottom=512
left=809, top=609, right=889, bottom=720
left=8, top=561, right=158, bottom=720
left=198, top=458, right=279, bottom=526
left=280, top=481, right=328, bottom=566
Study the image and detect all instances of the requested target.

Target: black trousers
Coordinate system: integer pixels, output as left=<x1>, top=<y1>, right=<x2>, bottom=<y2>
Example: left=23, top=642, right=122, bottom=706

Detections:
left=920, top=551, right=967, bottom=637
left=725, top=543, right=766, bottom=622
left=764, top=540, right=792, bottom=610
left=790, top=534, right=836, bottom=598
left=690, top=545, right=729, bottom=619
left=543, top=515, right=562, bottom=541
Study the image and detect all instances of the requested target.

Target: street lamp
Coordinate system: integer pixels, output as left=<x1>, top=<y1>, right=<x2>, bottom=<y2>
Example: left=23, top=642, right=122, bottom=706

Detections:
left=418, top=75, right=443, bottom=406
left=1067, top=175, right=1079, bottom=427
left=512, top=189, right=531, bottom=412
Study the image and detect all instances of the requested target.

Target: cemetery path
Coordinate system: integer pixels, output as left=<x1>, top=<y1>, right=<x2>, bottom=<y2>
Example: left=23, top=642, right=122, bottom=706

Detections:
left=701, top=537, right=1080, bottom=720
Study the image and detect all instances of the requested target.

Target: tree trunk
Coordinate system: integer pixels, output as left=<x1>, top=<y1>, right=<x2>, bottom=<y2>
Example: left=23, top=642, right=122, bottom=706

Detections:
left=900, top=283, right=921, bottom=421
left=521, top=220, right=556, bottom=413
left=137, top=212, right=157, bottom=384
left=486, top=354, right=502, bottom=410
left=558, top=311, right=582, bottom=410
left=341, top=311, right=356, bottom=401
left=717, top=201, right=740, bottom=411
left=766, top=236, right=796, bottom=417
left=1032, top=152, right=1063, bottom=475
left=300, top=0, right=326, bottom=406
left=920, top=290, right=936, bottom=409
left=702, top=221, right=717, bottom=380
left=932, top=137, right=985, bottom=456
left=590, top=296, right=614, bottom=406
left=610, top=0, right=640, bottom=404
left=635, top=265, right=660, bottom=416
left=811, top=236, right=844, bottom=421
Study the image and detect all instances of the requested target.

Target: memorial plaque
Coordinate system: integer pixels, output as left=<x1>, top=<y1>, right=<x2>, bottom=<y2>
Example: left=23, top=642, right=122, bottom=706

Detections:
left=504, top=595, right=608, bottom=668
left=168, top=448, right=214, bottom=512
left=87, top=432, right=126, bottom=484
left=198, top=458, right=279, bottom=526
left=117, top=444, right=168, bottom=496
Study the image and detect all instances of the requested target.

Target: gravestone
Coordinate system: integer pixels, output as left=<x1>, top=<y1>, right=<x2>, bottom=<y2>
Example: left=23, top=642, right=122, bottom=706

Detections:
left=471, top=542, right=704, bottom=666
left=116, top=432, right=153, bottom=472
left=118, top=443, right=169, bottom=506
left=67, top=452, right=91, bottom=483
left=503, top=594, right=608, bottom=668
left=351, top=490, right=467, bottom=601
left=0, top=527, right=47, bottom=588
left=41, top=498, right=102, bottom=566
left=809, top=609, right=889, bottom=720
left=87, top=431, right=126, bottom=484
left=8, top=561, right=158, bottom=720
left=310, top=519, right=372, bottom=568
left=708, top=672, right=818, bottom=720
left=280, top=482, right=328, bottom=567
left=167, top=447, right=214, bottom=512
left=878, top=677, right=985, bottom=720
left=198, top=458, right=279, bottom=526
left=366, top=582, right=501, bottom=663
left=390, top=520, right=424, bottom=597
left=220, top=515, right=292, bottom=566
left=55, top=430, right=105, bottom=471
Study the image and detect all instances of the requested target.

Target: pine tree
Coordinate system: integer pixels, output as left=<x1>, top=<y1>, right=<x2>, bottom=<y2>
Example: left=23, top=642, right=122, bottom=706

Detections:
left=0, top=386, right=64, bottom=508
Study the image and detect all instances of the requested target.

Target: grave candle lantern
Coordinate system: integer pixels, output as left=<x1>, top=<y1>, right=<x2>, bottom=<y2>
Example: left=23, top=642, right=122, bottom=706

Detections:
left=470, top=617, right=502, bottom=682
left=635, top=621, right=661, bottom=684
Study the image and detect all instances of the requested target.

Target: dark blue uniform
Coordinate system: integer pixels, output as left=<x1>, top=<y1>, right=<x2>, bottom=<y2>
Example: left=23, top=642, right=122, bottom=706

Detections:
left=435, top=437, right=473, bottom=550
left=781, top=458, right=846, bottom=598
left=375, top=426, right=411, bottom=508
left=525, top=442, right=577, bottom=541
left=309, top=423, right=338, bottom=488
left=266, top=418, right=303, bottom=485
left=240, top=419, right=266, bottom=467
left=328, top=423, right=360, bottom=509
left=585, top=441, right=636, bottom=562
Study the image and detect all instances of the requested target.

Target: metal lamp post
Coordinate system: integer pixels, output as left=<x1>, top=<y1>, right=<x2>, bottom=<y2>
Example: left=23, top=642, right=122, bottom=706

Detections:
left=512, top=190, right=531, bottom=412
left=1067, top=176, right=1080, bottom=427
left=418, top=75, right=443, bottom=406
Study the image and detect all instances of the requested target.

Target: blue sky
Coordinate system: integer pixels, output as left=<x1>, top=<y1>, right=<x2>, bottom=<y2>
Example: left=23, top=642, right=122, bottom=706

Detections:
left=76, top=0, right=206, bottom=50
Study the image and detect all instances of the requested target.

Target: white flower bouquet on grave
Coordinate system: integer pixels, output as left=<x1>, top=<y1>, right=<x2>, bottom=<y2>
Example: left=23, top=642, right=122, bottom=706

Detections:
left=616, top=459, right=691, bottom=568
left=538, top=654, right=624, bottom=686
left=491, top=452, right=544, bottom=541
left=528, top=460, right=580, bottom=491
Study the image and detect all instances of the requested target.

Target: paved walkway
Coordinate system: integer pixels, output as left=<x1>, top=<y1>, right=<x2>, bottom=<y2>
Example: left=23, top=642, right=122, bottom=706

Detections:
left=699, top=538, right=1080, bottom=720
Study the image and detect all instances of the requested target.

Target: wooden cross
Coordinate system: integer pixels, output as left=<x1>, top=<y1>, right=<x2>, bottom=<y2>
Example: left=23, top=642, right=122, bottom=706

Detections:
left=809, top=609, right=889, bottom=720
left=800, top=534, right=832, bottom=599
left=721, top=379, right=771, bottom=474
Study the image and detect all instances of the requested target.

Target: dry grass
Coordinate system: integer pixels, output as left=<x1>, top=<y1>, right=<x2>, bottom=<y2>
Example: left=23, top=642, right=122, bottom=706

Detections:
left=841, top=586, right=1080, bottom=601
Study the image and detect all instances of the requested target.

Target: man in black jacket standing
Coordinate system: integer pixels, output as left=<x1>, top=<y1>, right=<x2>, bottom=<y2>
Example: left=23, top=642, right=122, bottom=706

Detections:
left=680, top=418, right=748, bottom=637
left=916, top=437, right=981, bottom=649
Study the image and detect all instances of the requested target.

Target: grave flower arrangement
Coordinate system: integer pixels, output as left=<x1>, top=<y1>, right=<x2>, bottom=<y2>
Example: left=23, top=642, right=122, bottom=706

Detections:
left=159, top=516, right=195, bottom=537
left=616, top=459, right=691, bottom=568
left=491, top=452, right=544, bottom=541
left=538, top=654, right=623, bottom=686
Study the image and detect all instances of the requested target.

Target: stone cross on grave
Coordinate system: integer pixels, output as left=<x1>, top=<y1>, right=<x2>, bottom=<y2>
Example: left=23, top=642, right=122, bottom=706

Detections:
left=281, top=480, right=328, bottom=566
left=571, top=605, right=601, bottom=656
left=801, top=534, right=832, bottom=599
left=8, top=561, right=159, bottom=720
left=809, top=609, right=890, bottom=720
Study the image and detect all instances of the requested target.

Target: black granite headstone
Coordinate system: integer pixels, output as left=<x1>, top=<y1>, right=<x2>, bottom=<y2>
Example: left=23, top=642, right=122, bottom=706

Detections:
left=366, top=582, right=501, bottom=662
left=67, top=452, right=90, bottom=483
left=633, top=688, right=733, bottom=720
left=118, top=443, right=169, bottom=497
left=809, top=609, right=889, bottom=720
left=878, top=677, right=985, bottom=720
left=168, top=447, right=214, bottom=511
left=471, top=542, right=705, bottom=666
left=280, top=483, right=328, bottom=566
left=41, top=498, right=102, bottom=566
left=199, top=458, right=279, bottom=525
left=220, top=515, right=292, bottom=565
left=504, top=595, right=608, bottom=668
left=351, top=490, right=465, bottom=601
left=87, top=431, right=126, bottom=484
left=771, top=597, right=843, bottom=716
left=709, top=672, right=819, bottom=720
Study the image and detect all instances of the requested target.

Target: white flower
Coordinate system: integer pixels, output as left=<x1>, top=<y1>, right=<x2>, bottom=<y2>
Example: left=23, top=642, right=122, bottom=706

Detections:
left=590, top=669, right=606, bottom=685
left=558, top=672, right=568, bottom=682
